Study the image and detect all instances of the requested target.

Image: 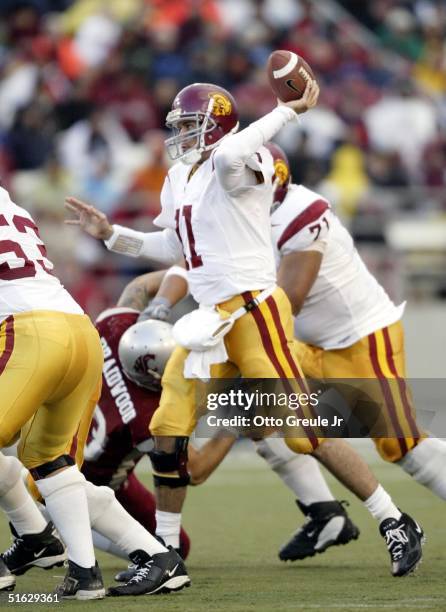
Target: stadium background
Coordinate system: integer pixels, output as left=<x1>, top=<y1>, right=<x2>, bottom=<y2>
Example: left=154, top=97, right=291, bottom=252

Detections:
left=0, top=0, right=445, bottom=610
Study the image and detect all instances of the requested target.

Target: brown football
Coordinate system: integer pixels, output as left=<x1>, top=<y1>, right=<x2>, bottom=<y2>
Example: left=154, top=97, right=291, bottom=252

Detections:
left=267, top=50, right=315, bottom=102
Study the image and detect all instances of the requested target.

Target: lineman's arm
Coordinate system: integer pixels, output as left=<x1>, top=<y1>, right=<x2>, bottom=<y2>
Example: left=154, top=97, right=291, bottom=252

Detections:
left=117, top=270, right=168, bottom=311
left=277, top=250, right=323, bottom=316
left=117, top=264, right=188, bottom=318
left=65, top=196, right=183, bottom=264
left=187, top=435, right=237, bottom=485
left=214, top=80, right=319, bottom=192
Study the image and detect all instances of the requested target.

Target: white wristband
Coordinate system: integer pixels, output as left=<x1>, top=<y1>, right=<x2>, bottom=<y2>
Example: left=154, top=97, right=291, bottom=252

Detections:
left=104, top=225, right=144, bottom=256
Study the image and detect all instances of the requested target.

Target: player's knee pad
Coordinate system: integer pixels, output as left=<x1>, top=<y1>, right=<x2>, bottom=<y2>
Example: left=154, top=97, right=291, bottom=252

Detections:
left=373, top=438, right=418, bottom=463
left=255, top=436, right=299, bottom=470
left=284, top=436, right=318, bottom=455
left=28, top=454, right=75, bottom=480
left=34, top=464, right=85, bottom=500
left=149, top=437, right=190, bottom=487
left=0, top=453, right=23, bottom=497
left=84, top=481, right=116, bottom=525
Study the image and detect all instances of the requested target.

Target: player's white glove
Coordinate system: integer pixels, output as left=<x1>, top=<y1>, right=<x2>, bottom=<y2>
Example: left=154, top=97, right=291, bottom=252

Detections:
left=138, top=297, right=172, bottom=322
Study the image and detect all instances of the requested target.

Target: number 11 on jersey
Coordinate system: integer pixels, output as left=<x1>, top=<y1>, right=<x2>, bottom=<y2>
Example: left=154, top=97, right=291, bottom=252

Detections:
left=175, top=206, right=203, bottom=270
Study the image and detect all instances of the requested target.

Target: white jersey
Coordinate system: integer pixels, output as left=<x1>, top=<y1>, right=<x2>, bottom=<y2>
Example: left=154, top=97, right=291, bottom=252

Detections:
left=106, top=106, right=299, bottom=306
left=271, top=184, right=404, bottom=349
left=0, top=187, right=83, bottom=320
left=154, top=147, right=276, bottom=305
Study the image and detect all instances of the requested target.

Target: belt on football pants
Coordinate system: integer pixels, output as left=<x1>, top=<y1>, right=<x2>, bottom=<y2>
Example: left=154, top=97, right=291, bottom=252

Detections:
left=231, top=286, right=276, bottom=321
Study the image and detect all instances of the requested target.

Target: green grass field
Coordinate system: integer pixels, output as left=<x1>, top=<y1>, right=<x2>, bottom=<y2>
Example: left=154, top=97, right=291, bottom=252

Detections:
left=0, top=447, right=445, bottom=612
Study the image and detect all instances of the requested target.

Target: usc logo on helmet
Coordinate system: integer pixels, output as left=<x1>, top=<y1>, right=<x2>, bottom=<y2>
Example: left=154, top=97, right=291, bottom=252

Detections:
left=274, top=158, right=289, bottom=186
left=209, top=92, right=232, bottom=116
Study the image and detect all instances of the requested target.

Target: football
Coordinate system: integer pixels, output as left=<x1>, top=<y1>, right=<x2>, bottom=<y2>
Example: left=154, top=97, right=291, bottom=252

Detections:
left=267, top=50, right=315, bottom=102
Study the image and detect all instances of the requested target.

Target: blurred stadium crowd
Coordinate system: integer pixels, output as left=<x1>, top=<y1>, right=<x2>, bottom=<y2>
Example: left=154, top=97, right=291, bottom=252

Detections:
left=0, top=0, right=445, bottom=315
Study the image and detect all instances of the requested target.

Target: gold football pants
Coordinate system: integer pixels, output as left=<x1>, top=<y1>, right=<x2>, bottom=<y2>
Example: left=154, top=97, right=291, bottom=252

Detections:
left=294, top=321, right=425, bottom=462
left=0, top=311, right=103, bottom=470
left=150, top=287, right=323, bottom=453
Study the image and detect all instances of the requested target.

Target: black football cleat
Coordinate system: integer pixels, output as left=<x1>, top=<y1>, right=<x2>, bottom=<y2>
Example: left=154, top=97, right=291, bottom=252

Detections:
left=114, top=539, right=187, bottom=583
left=2, top=522, right=66, bottom=575
left=379, top=512, right=424, bottom=577
left=279, top=500, right=360, bottom=561
left=55, top=560, right=105, bottom=600
left=108, top=548, right=190, bottom=596
left=114, top=563, right=137, bottom=583
left=0, top=557, right=15, bottom=592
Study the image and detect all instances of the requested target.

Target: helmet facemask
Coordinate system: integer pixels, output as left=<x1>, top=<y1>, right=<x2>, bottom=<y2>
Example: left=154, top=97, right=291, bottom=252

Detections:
left=165, top=97, right=236, bottom=165
left=123, top=364, right=162, bottom=393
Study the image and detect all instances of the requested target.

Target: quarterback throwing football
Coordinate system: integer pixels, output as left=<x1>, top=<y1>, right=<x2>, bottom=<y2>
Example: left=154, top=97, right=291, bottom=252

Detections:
left=66, top=80, right=424, bottom=581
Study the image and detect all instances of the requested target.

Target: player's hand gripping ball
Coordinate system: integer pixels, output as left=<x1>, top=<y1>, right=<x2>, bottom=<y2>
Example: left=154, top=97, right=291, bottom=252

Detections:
left=267, top=50, right=315, bottom=102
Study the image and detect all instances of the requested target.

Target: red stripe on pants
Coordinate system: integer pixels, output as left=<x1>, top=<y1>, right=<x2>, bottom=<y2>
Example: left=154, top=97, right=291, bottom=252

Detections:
left=382, top=327, right=420, bottom=443
left=368, top=332, right=407, bottom=455
left=242, top=292, right=319, bottom=450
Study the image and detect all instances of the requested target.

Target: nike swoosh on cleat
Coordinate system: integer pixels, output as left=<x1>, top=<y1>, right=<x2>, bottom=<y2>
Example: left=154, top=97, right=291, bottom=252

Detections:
left=33, top=548, right=47, bottom=559
left=166, top=564, right=179, bottom=578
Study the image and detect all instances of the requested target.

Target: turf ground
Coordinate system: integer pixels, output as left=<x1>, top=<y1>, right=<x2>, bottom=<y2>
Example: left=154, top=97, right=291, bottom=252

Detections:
left=0, top=445, right=445, bottom=612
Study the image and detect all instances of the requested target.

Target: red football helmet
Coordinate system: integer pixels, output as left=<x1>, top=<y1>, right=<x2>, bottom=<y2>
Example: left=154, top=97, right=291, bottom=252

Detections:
left=165, top=83, right=239, bottom=165
left=265, top=142, right=291, bottom=206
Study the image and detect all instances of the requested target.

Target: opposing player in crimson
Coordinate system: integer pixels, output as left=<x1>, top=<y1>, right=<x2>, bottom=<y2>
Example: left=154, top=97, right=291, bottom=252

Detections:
left=66, top=78, right=423, bottom=582
left=82, top=267, right=235, bottom=576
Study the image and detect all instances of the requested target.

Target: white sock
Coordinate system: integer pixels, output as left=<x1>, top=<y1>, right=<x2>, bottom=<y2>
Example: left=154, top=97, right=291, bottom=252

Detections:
left=85, top=481, right=166, bottom=556
left=398, top=438, right=446, bottom=499
left=92, top=530, right=128, bottom=560
left=155, top=510, right=181, bottom=549
left=1, top=482, right=48, bottom=536
left=255, top=436, right=335, bottom=505
left=35, top=466, right=95, bottom=568
left=0, top=458, right=47, bottom=535
left=363, top=485, right=401, bottom=522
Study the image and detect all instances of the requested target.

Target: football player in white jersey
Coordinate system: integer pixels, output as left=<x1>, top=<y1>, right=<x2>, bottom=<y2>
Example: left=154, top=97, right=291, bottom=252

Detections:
left=265, top=141, right=446, bottom=557
left=66, top=81, right=423, bottom=580
left=0, top=186, right=105, bottom=598
left=0, top=187, right=189, bottom=598
left=129, top=268, right=426, bottom=576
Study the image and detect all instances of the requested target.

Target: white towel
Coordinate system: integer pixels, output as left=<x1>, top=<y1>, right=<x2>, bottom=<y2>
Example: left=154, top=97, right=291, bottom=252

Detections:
left=173, top=306, right=232, bottom=380
left=173, top=287, right=276, bottom=380
left=183, top=341, right=228, bottom=380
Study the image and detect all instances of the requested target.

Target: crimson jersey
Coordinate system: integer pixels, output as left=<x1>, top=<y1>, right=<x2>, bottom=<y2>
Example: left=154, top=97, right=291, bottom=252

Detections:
left=81, top=307, right=159, bottom=490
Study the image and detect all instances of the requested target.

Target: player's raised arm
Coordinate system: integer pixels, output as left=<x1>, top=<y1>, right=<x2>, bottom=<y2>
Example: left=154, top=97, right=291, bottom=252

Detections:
left=65, top=196, right=114, bottom=240
left=214, top=80, right=319, bottom=192
left=65, top=184, right=183, bottom=265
